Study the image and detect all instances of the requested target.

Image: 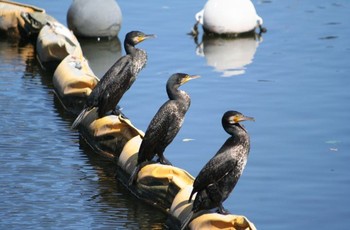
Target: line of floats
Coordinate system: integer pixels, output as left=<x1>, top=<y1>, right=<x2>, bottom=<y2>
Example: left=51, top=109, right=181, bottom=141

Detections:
left=0, top=0, right=264, bottom=229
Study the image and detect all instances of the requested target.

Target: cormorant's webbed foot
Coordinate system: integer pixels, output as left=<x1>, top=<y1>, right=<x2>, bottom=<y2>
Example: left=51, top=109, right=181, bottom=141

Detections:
left=112, top=107, right=128, bottom=119
left=217, top=203, right=229, bottom=215
left=158, top=156, right=172, bottom=165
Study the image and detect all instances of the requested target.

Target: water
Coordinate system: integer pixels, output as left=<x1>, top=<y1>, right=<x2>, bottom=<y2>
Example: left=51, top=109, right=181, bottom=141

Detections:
left=1, top=0, right=350, bottom=229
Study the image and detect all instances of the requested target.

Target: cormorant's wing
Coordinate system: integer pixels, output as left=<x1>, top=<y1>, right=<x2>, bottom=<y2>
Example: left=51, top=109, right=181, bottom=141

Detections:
left=192, top=146, right=239, bottom=193
left=92, top=57, right=134, bottom=115
left=138, top=100, right=180, bottom=161
left=99, top=55, right=132, bottom=84
left=99, top=56, right=132, bottom=90
left=87, top=55, right=132, bottom=106
left=155, top=101, right=183, bottom=147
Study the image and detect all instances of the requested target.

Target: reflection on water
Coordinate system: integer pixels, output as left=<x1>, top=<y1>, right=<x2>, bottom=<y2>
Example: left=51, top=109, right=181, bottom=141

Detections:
left=79, top=37, right=122, bottom=78
left=0, top=37, right=166, bottom=229
left=78, top=141, right=167, bottom=229
left=194, top=34, right=261, bottom=77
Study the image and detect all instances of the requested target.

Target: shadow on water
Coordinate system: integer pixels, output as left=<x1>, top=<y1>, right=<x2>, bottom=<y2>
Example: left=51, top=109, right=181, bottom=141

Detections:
left=192, top=33, right=263, bottom=77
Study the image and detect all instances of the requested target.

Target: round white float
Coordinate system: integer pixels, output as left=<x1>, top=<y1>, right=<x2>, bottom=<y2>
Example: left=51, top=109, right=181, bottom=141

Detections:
left=195, top=0, right=263, bottom=35
left=67, top=0, right=122, bottom=38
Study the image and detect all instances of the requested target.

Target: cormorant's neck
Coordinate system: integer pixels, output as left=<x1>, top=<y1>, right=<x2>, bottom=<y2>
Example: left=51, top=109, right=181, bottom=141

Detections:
left=216, top=124, right=250, bottom=158
left=224, top=124, right=248, bottom=138
left=222, top=124, right=250, bottom=151
left=166, top=84, right=188, bottom=101
left=124, top=42, right=137, bottom=56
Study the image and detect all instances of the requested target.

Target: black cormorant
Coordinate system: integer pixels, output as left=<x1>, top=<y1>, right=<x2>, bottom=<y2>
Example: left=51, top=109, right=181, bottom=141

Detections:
left=71, top=31, right=155, bottom=129
left=129, top=73, right=200, bottom=185
left=181, top=110, right=254, bottom=229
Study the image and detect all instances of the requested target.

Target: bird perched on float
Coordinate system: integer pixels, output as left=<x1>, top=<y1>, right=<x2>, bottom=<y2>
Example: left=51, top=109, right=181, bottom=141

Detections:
left=181, top=110, right=254, bottom=229
left=71, top=31, right=155, bottom=129
left=129, top=73, right=200, bottom=185
left=190, top=0, right=266, bottom=36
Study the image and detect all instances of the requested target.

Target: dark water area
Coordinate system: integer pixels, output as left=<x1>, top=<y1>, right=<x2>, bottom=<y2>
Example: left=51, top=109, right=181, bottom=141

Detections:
left=1, top=0, right=350, bottom=229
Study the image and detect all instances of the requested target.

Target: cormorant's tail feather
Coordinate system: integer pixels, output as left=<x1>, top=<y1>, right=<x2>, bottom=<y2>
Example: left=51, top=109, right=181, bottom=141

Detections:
left=128, top=165, right=141, bottom=186
left=71, top=107, right=89, bottom=130
left=180, top=211, right=193, bottom=230
left=188, top=190, right=195, bottom=203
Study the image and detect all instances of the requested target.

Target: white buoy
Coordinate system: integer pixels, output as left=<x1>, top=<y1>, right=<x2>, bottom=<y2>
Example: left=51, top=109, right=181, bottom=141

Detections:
left=67, top=0, right=122, bottom=38
left=194, top=0, right=264, bottom=35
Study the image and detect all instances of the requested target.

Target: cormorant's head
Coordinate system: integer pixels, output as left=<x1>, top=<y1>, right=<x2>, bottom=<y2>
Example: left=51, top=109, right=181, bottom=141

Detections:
left=167, top=73, right=200, bottom=88
left=222, top=110, right=254, bottom=134
left=125, top=31, right=156, bottom=46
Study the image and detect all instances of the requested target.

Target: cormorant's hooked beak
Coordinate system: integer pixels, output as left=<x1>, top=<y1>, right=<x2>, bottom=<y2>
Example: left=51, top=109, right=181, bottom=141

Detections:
left=231, top=114, right=255, bottom=124
left=138, top=34, right=156, bottom=42
left=181, top=75, right=200, bottom=85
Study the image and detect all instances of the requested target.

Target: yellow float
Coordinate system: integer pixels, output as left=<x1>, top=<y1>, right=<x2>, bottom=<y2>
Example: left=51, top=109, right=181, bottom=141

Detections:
left=0, top=0, right=43, bottom=37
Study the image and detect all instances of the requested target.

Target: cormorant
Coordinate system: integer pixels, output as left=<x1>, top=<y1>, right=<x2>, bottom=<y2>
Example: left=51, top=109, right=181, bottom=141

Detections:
left=181, top=110, right=254, bottom=229
left=71, top=31, right=155, bottom=129
left=129, top=73, right=200, bottom=185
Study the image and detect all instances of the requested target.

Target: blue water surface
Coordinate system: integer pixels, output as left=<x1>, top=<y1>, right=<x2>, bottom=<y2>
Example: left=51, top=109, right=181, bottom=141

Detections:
left=1, top=0, right=350, bottom=229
